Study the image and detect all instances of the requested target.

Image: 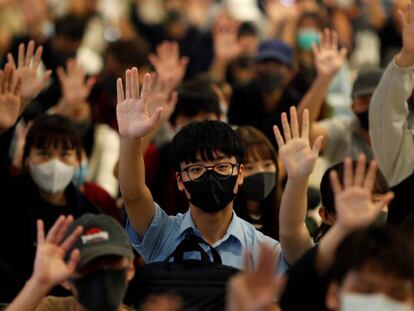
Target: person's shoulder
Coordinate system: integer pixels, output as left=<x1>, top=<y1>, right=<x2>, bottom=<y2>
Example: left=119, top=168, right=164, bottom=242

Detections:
left=36, top=296, right=75, bottom=311
left=234, top=214, right=280, bottom=246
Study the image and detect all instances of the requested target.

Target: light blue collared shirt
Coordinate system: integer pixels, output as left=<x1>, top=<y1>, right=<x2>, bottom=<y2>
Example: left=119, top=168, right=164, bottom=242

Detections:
left=126, top=204, right=288, bottom=272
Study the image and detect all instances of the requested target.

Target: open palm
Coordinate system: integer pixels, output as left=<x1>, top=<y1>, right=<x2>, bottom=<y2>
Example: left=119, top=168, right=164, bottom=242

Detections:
left=32, top=216, right=82, bottom=287
left=274, top=107, right=323, bottom=179
left=313, top=29, right=347, bottom=78
left=116, top=68, right=163, bottom=138
left=0, top=64, right=22, bottom=131
left=331, top=156, right=394, bottom=231
left=400, top=2, right=414, bottom=54
left=7, top=41, right=51, bottom=106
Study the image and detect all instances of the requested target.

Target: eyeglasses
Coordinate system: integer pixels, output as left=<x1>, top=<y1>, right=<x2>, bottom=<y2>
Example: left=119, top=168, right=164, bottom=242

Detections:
left=181, top=162, right=240, bottom=182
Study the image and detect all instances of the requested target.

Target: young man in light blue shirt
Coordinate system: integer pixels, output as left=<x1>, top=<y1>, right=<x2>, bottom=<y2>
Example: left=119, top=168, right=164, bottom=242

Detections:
left=116, top=67, right=286, bottom=271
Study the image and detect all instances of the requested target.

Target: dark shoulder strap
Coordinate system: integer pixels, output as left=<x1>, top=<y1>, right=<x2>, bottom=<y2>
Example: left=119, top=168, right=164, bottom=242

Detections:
left=167, top=234, right=222, bottom=264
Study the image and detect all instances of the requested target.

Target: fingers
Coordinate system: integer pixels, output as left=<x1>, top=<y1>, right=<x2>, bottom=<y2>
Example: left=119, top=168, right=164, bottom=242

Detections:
left=33, top=46, right=43, bottom=68
left=256, top=244, right=277, bottom=278
left=312, top=135, right=323, bottom=156
left=290, top=106, right=299, bottom=138
left=25, top=40, right=35, bottom=67
left=37, top=219, right=45, bottom=244
left=273, top=126, right=284, bottom=148
left=61, top=225, right=83, bottom=252
left=330, top=170, right=342, bottom=195
left=56, top=66, right=66, bottom=84
left=85, top=76, right=96, bottom=94
left=243, top=249, right=253, bottom=272
left=140, top=73, right=152, bottom=105
left=343, top=157, right=353, bottom=189
left=149, top=106, right=163, bottom=125
left=42, top=70, right=52, bottom=85
left=168, top=91, right=178, bottom=108
left=301, top=109, right=309, bottom=139
left=125, top=69, right=131, bottom=99
left=7, top=53, right=16, bottom=69
left=364, top=160, right=378, bottom=191
left=116, top=78, right=125, bottom=103
left=18, top=43, right=25, bottom=68
left=375, top=192, right=394, bottom=213
left=131, top=67, right=140, bottom=99
left=66, top=249, right=80, bottom=274
left=281, top=112, right=292, bottom=141
left=354, top=154, right=366, bottom=187
left=45, top=215, right=74, bottom=244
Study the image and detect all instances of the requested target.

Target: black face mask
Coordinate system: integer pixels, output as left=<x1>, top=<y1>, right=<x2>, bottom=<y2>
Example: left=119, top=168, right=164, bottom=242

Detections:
left=257, top=72, right=285, bottom=94
left=241, top=172, right=276, bottom=201
left=355, top=110, right=369, bottom=131
left=183, top=172, right=238, bottom=213
left=72, top=269, right=128, bottom=311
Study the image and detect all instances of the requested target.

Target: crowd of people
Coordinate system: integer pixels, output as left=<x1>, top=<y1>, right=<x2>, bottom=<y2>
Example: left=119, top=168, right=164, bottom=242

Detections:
left=1, top=0, right=414, bottom=310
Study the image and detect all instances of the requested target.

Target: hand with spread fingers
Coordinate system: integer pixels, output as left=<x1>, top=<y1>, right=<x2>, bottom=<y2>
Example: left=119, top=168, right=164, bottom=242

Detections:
left=274, top=106, right=323, bottom=180
left=57, top=58, right=96, bottom=108
left=32, top=215, right=83, bottom=288
left=149, top=73, right=178, bottom=123
left=0, top=63, right=22, bottom=133
left=313, top=29, right=348, bottom=78
left=116, top=67, right=163, bottom=138
left=212, top=17, right=241, bottom=63
left=7, top=40, right=51, bottom=106
left=397, top=2, right=414, bottom=66
left=227, top=244, right=283, bottom=311
left=148, top=41, right=188, bottom=92
left=331, top=155, right=394, bottom=231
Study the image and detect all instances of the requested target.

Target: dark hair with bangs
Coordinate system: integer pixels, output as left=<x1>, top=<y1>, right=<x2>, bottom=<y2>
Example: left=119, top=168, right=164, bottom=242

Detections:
left=314, top=161, right=390, bottom=242
left=331, top=225, right=414, bottom=285
left=23, top=114, right=83, bottom=164
left=170, top=120, right=244, bottom=171
left=234, top=126, right=281, bottom=240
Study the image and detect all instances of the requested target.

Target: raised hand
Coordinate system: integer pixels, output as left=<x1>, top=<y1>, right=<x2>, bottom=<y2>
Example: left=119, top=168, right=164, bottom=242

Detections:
left=32, top=215, right=83, bottom=287
left=0, top=63, right=22, bottom=132
left=397, top=2, right=414, bottom=66
left=57, top=59, right=96, bottom=108
left=264, top=0, right=302, bottom=24
left=149, top=73, right=178, bottom=123
left=312, top=29, right=347, bottom=78
left=274, top=107, right=323, bottom=180
left=148, top=41, right=188, bottom=93
left=116, top=67, right=163, bottom=138
left=212, top=16, right=241, bottom=63
left=330, top=155, right=394, bottom=231
left=7, top=40, right=51, bottom=106
left=227, top=244, right=283, bottom=311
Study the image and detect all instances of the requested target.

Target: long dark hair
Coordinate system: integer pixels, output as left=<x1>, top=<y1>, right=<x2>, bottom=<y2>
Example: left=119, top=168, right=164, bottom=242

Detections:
left=235, top=126, right=281, bottom=240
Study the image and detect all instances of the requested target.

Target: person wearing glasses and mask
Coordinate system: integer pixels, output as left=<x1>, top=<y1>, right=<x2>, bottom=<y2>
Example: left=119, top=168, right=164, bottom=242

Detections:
left=116, top=68, right=287, bottom=271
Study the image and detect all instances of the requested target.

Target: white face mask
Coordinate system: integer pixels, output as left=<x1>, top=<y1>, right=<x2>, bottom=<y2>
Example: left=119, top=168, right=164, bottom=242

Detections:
left=341, top=293, right=413, bottom=311
left=29, top=159, right=76, bottom=193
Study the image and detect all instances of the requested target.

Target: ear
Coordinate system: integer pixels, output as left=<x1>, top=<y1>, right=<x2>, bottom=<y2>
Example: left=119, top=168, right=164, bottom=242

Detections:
left=237, top=164, right=244, bottom=186
left=319, top=206, right=336, bottom=225
left=326, top=282, right=340, bottom=310
left=176, top=172, right=185, bottom=191
left=126, top=259, right=135, bottom=282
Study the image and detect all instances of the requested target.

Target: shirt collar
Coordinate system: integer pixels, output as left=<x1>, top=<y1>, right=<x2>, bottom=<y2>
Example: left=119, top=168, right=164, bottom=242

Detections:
left=178, top=209, right=246, bottom=248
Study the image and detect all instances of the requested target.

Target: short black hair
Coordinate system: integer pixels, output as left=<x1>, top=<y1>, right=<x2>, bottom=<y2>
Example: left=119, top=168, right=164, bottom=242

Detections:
left=331, top=225, right=414, bottom=285
left=105, top=38, right=150, bottom=68
left=23, top=114, right=82, bottom=163
left=170, top=121, right=244, bottom=171
left=170, top=78, right=221, bottom=126
left=238, top=22, right=258, bottom=39
left=54, top=14, right=87, bottom=42
left=320, top=161, right=390, bottom=215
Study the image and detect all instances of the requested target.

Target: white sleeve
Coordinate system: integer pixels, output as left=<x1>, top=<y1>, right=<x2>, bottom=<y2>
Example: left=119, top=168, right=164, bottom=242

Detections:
left=369, top=59, right=414, bottom=187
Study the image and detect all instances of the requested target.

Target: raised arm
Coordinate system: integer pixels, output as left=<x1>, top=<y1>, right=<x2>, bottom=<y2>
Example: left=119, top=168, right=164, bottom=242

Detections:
left=369, top=2, right=414, bottom=187
left=297, top=29, right=347, bottom=148
left=274, top=106, right=323, bottom=265
left=315, top=155, right=394, bottom=275
left=6, top=216, right=82, bottom=311
left=117, top=68, right=163, bottom=238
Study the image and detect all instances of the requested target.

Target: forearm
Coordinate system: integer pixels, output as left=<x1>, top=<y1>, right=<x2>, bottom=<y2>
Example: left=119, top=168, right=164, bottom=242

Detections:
left=367, top=0, right=386, bottom=30
left=279, top=177, right=313, bottom=264
left=298, top=74, right=333, bottom=123
left=6, top=278, right=51, bottom=311
left=119, top=137, right=155, bottom=235
left=315, top=224, right=349, bottom=275
left=369, top=57, right=414, bottom=187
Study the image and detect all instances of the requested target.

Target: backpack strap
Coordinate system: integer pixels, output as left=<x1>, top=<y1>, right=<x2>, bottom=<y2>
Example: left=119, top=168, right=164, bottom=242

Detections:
left=166, top=234, right=222, bottom=264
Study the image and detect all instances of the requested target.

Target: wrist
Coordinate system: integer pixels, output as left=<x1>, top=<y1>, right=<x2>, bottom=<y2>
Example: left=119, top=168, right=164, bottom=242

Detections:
left=396, top=50, right=414, bottom=68
left=287, top=175, right=310, bottom=184
left=26, top=276, right=54, bottom=295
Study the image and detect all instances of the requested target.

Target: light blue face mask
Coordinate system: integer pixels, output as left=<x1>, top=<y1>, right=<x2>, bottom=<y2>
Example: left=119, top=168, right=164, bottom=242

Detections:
left=73, top=161, right=89, bottom=187
left=297, top=28, right=321, bottom=52
left=341, top=293, right=412, bottom=311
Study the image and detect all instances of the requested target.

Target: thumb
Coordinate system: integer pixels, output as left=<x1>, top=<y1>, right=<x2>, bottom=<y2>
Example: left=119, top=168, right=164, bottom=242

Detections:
left=149, top=107, right=163, bottom=125
left=375, top=192, right=394, bottom=213
left=312, top=136, right=324, bottom=156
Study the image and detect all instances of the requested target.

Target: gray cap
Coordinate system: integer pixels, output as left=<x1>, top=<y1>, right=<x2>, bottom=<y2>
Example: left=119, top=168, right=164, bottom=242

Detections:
left=64, top=214, right=134, bottom=269
left=352, top=67, right=384, bottom=98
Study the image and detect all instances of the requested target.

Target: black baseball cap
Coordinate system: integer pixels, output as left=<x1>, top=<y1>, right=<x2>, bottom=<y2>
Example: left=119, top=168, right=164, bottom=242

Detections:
left=352, top=67, right=383, bottom=98
left=65, top=214, right=134, bottom=269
